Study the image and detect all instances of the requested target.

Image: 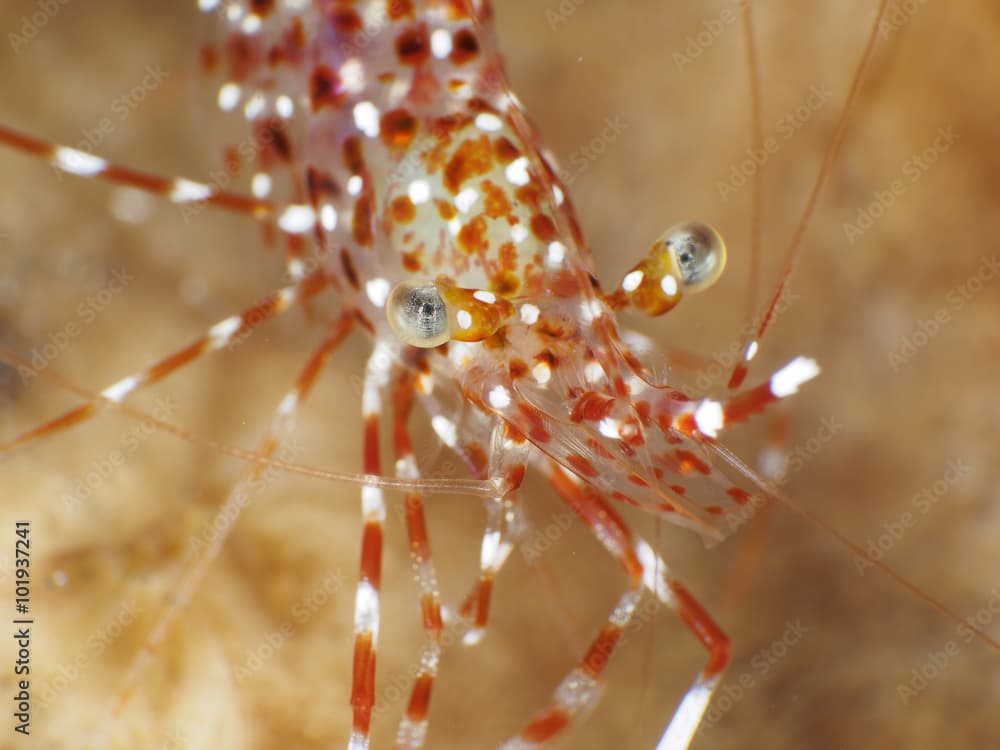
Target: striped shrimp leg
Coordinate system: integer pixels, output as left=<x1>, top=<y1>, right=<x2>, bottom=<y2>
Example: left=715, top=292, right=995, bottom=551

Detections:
left=391, top=365, right=445, bottom=750
left=348, top=340, right=395, bottom=750
left=0, top=272, right=327, bottom=455
left=499, top=466, right=729, bottom=750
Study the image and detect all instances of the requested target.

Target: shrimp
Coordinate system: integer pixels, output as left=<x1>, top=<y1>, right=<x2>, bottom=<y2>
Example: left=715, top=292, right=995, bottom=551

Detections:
left=0, top=2, right=998, bottom=749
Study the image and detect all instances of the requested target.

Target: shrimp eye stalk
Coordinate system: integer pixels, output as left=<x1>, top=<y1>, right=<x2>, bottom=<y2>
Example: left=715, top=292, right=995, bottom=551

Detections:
left=387, top=280, right=515, bottom=348
left=609, top=221, right=727, bottom=316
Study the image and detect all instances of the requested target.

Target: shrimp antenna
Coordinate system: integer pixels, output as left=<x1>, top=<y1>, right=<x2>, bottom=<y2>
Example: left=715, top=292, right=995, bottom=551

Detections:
left=0, top=349, right=502, bottom=499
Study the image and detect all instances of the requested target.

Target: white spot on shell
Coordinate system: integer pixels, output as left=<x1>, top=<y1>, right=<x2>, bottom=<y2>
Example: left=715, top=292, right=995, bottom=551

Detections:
left=547, top=241, right=566, bottom=264
left=488, top=385, right=511, bottom=409
left=431, top=29, right=452, bottom=59
left=218, top=82, right=241, bottom=111
left=475, top=112, right=504, bottom=132
left=277, top=205, right=316, bottom=234
left=693, top=400, right=724, bottom=438
left=456, top=310, right=473, bottom=329
left=409, top=180, right=431, bottom=205
left=320, top=204, right=338, bottom=231
left=622, top=270, right=644, bottom=292
left=353, top=101, right=380, bottom=138
left=455, top=187, right=478, bottom=213
left=505, top=157, right=530, bottom=186
left=347, top=175, right=363, bottom=196
left=519, top=304, right=540, bottom=325
left=251, top=173, right=272, bottom=198
left=473, top=290, right=496, bottom=304
left=365, top=277, right=390, bottom=307
left=661, top=274, right=678, bottom=297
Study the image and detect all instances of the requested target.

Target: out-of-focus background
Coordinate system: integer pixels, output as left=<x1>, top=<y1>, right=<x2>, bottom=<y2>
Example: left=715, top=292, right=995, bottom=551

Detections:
left=1, top=1, right=998, bottom=748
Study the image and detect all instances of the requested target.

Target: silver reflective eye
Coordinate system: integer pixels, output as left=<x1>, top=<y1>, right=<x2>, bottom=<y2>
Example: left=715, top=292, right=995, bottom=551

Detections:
left=662, top=221, right=726, bottom=293
left=386, top=280, right=452, bottom=348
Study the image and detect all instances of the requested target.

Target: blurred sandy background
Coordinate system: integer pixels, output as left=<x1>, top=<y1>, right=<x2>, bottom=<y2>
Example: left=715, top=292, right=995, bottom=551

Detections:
left=1, top=1, right=999, bottom=748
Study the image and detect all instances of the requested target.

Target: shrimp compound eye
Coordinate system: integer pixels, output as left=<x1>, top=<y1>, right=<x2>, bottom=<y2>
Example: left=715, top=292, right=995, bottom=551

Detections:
left=658, top=221, right=727, bottom=293
left=614, top=221, right=727, bottom=316
left=387, top=280, right=452, bottom=348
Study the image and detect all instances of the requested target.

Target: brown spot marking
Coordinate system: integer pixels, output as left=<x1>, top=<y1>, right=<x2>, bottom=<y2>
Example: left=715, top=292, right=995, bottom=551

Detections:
left=570, top=391, right=616, bottom=423
left=466, top=442, right=488, bottom=475
left=390, top=195, right=416, bottom=224
left=480, top=180, right=512, bottom=219
left=256, top=118, right=292, bottom=161
left=509, top=359, right=528, bottom=379
left=353, top=193, right=374, bottom=247
left=674, top=449, right=711, bottom=476
left=388, top=0, right=415, bottom=20
left=401, top=251, right=423, bottom=273
left=224, top=33, right=257, bottom=82
left=331, top=9, right=362, bottom=34
left=535, top=349, right=558, bottom=369
left=566, top=453, right=599, bottom=478
left=396, top=24, right=430, bottom=66
left=380, top=108, right=418, bottom=148
left=457, top=215, right=488, bottom=255
left=444, top=135, right=493, bottom=194
left=531, top=214, right=558, bottom=243
left=310, top=64, right=343, bottom=111
left=434, top=199, right=457, bottom=221
left=250, top=0, right=275, bottom=15
left=343, top=137, right=366, bottom=174
left=494, top=136, right=520, bottom=165
left=199, top=45, right=217, bottom=73
left=706, top=506, right=724, bottom=516
left=450, top=27, right=480, bottom=65
left=340, top=248, right=361, bottom=291
left=306, top=167, right=340, bottom=202
left=489, top=270, right=520, bottom=296
left=727, top=487, right=752, bottom=505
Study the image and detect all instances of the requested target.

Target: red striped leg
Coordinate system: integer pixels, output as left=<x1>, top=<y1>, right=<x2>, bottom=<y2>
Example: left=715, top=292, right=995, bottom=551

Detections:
left=390, top=368, right=444, bottom=750
left=667, top=356, right=819, bottom=441
left=1, top=271, right=327, bottom=454
left=349, top=340, right=395, bottom=750
left=110, top=316, right=354, bottom=717
left=459, top=424, right=528, bottom=646
left=499, top=466, right=730, bottom=750
left=0, top=123, right=270, bottom=216
left=0, top=123, right=327, bottom=285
